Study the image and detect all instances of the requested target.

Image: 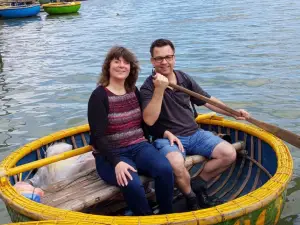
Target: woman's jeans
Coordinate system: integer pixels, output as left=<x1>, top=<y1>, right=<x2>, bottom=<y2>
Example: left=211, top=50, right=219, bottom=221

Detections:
left=94, top=141, right=174, bottom=215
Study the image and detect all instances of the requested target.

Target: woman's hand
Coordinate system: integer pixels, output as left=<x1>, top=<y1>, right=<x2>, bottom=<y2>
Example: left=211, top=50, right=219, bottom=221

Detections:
left=234, top=109, right=250, bottom=120
left=163, top=130, right=184, bottom=152
left=115, top=161, right=137, bottom=187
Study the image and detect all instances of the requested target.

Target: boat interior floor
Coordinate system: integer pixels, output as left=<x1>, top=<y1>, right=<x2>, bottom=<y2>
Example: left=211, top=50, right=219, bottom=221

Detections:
left=41, top=141, right=245, bottom=214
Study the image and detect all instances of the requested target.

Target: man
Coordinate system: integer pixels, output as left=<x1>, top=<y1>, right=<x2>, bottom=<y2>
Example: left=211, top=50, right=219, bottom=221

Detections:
left=140, top=39, right=250, bottom=210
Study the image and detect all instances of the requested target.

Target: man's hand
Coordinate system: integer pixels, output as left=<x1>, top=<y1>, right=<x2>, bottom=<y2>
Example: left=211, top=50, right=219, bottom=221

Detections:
left=163, top=130, right=184, bottom=152
left=234, top=109, right=250, bottom=120
left=115, top=161, right=137, bottom=187
left=153, top=73, right=169, bottom=90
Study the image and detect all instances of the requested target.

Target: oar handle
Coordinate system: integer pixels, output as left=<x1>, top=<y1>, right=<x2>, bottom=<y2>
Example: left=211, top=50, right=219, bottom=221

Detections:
left=169, top=83, right=240, bottom=117
left=169, top=83, right=300, bottom=149
left=0, top=145, right=92, bottom=178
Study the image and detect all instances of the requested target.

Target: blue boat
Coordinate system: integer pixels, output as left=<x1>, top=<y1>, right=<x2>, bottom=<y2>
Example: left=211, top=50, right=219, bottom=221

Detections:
left=0, top=4, right=40, bottom=19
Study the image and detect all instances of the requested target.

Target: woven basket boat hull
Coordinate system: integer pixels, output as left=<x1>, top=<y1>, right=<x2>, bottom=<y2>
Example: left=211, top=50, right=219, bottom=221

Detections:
left=42, top=2, right=80, bottom=15
left=0, top=114, right=293, bottom=225
left=38, top=0, right=50, bottom=4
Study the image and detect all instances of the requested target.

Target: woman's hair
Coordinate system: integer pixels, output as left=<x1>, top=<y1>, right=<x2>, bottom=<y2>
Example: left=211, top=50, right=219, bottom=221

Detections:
left=98, top=46, right=140, bottom=92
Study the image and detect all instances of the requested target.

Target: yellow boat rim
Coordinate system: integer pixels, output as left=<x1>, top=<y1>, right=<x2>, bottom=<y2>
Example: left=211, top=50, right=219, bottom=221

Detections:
left=0, top=115, right=293, bottom=224
left=3, top=221, right=102, bottom=225
left=42, top=2, right=81, bottom=7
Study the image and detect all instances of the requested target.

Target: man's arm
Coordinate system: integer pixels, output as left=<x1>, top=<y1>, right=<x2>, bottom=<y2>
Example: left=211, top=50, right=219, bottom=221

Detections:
left=186, top=73, right=250, bottom=120
left=141, top=74, right=169, bottom=126
left=204, top=96, right=250, bottom=120
left=143, top=88, right=165, bottom=125
left=204, top=96, right=233, bottom=116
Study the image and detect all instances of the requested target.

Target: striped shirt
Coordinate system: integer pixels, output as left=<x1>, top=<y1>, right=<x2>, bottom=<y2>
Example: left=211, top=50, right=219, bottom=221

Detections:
left=105, top=88, right=146, bottom=149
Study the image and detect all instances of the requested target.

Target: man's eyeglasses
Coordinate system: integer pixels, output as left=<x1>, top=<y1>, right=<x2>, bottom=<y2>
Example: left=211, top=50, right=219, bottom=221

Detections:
left=152, top=55, right=174, bottom=63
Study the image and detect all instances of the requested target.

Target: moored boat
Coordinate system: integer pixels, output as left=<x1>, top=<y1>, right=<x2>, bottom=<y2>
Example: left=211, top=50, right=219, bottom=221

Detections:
left=0, top=114, right=293, bottom=225
left=42, top=1, right=80, bottom=15
left=0, top=3, right=40, bottom=19
left=38, top=0, right=50, bottom=4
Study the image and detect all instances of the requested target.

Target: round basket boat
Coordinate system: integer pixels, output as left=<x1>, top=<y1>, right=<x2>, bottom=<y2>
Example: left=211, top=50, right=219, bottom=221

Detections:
left=0, top=4, right=40, bottom=19
left=0, top=114, right=293, bottom=225
left=42, top=2, right=81, bottom=15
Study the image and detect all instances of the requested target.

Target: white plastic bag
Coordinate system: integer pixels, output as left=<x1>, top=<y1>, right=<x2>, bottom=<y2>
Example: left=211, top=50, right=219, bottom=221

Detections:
left=47, top=143, right=80, bottom=183
left=29, top=142, right=95, bottom=189
left=46, top=142, right=73, bottom=157
left=29, top=166, right=49, bottom=189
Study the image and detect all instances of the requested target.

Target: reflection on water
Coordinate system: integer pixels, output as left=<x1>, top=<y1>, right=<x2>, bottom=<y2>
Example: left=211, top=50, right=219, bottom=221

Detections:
left=1, top=0, right=300, bottom=223
left=0, top=16, right=41, bottom=27
left=44, top=12, right=80, bottom=20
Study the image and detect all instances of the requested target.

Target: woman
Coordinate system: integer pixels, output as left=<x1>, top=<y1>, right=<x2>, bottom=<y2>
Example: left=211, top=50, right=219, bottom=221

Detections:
left=88, top=46, right=174, bottom=215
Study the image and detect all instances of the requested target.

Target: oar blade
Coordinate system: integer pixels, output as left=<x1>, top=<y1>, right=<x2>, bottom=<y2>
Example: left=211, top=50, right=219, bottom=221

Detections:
left=248, top=117, right=300, bottom=149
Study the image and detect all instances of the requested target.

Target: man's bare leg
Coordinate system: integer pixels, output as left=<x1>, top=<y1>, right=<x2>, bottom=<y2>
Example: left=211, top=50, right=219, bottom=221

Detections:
left=165, top=152, right=191, bottom=194
left=191, top=141, right=236, bottom=208
left=165, top=151, right=199, bottom=210
left=199, top=141, right=236, bottom=182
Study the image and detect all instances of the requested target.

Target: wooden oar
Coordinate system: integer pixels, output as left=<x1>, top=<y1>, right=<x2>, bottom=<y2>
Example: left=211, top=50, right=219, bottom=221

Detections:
left=169, top=83, right=300, bottom=149
left=0, top=145, right=92, bottom=178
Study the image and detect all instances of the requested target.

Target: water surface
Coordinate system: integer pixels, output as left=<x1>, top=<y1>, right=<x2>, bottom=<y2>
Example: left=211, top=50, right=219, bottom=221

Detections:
left=1, top=0, right=300, bottom=224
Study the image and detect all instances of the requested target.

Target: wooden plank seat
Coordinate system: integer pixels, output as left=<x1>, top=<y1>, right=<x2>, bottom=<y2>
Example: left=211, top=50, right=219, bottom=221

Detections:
left=41, top=142, right=244, bottom=212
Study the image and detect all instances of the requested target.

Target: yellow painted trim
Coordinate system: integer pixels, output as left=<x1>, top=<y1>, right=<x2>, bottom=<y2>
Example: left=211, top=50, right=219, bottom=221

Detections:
left=0, top=146, right=91, bottom=177
left=0, top=115, right=293, bottom=224
left=194, top=112, right=216, bottom=122
left=42, top=2, right=81, bottom=7
left=3, top=221, right=103, bottom=225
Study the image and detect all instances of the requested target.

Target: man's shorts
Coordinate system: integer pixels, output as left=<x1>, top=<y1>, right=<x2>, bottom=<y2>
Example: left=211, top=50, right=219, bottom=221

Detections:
left=153, top=129, right=223, bottom=159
